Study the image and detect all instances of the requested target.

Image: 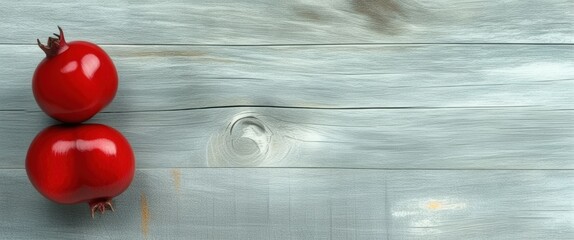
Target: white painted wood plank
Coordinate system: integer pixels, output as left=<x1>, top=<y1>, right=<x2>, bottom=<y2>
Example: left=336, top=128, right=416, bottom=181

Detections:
left=1, top=107, right=572, bottom=169
left=2, top=45, right=573, bottom=111
left=2, top=0, right=573, bottom=44
left=0, top=169, right=572, bottom=239
left=2, top=1, right=571, bottom=239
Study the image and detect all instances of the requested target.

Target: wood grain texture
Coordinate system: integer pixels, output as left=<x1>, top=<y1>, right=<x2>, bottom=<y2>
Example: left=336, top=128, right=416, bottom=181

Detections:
left=2, top=45, right=574, bottom=111
left=2, top=0, right=573, bottom=238
left=0, top=169, right=572, bottom=240
left=1, top=107, right=572, bottom=169
left=2, top=0, right=573, bottom=44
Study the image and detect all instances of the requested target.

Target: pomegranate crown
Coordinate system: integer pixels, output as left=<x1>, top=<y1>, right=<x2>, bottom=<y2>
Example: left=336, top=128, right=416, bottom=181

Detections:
left=37, top=26, right=67, bottom=58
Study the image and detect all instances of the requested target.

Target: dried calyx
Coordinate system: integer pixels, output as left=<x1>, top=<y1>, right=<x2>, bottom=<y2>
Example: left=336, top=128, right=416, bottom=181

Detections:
left=89, top=199, right=115, bottom=218
left=37, top=26, right=67, bottom=58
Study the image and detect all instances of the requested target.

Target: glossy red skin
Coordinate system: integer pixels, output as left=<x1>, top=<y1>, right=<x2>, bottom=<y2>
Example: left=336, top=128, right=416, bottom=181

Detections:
left=33, top=41, right=118, bottom=123
left=26, top=124, right=135, bottom=205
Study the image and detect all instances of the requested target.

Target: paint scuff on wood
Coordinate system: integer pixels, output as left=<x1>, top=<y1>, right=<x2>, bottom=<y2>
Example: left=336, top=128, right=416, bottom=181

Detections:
left=140, top=193, right=150, bottom=239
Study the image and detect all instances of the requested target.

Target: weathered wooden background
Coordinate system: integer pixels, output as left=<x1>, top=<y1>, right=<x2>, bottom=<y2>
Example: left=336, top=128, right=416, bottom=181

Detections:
left=1, top=0, right=573, bottom=239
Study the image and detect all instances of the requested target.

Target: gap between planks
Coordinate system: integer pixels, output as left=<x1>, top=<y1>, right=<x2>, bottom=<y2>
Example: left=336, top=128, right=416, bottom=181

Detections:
left=1, top=43, right=574, bottom=47
left=1, top=167, right=573, bottom=171
left=0, top=105, right=553, bottom=113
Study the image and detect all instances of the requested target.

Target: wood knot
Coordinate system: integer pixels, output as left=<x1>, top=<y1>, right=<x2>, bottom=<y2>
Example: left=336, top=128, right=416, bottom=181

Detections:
left=229, top=116, right=271, bottom=157
left=207, top=112, right=290, bottom=167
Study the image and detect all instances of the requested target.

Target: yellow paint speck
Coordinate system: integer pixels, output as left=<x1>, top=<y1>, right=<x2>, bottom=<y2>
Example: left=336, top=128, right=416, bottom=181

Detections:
left=140, top=193, right=150, bottom=239
left=426, top=200, right=442, bottom=210
left=171, top=169, right=181, bottom=193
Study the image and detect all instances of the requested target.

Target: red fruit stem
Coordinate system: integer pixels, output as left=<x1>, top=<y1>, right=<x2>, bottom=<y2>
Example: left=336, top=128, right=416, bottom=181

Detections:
left=89, top=198, right=115, bottom=218
left=37, top=26, right=67, bottom=58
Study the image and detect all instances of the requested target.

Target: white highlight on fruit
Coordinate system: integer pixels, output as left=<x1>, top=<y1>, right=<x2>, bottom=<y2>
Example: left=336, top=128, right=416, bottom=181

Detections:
left=81, top=54, right=100, bottom=79
left=60, top=61, right=78, bottom=73
left=52, top=139, right=116, bottom=156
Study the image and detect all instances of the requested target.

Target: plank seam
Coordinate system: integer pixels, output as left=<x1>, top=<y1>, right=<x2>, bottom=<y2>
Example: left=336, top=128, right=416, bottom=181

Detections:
left=1, top=167, right=573, bottom=171
left=0, top=105, right=547, bottom=113
left=1, top=43, right=573, bottom=47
